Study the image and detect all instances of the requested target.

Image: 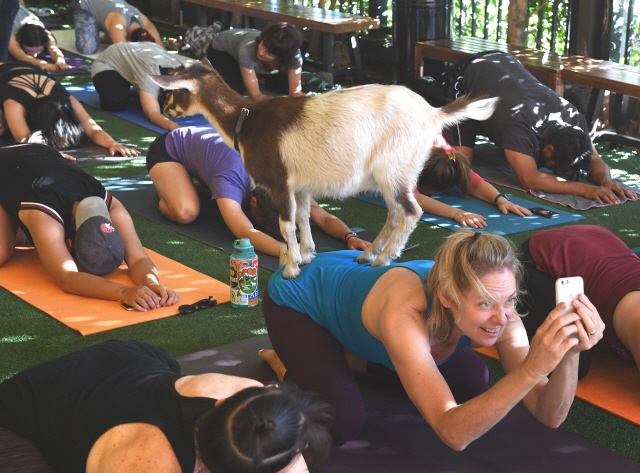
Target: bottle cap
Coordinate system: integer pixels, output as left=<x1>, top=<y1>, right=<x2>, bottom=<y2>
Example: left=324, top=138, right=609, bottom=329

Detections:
left=233, top=238, right=254, bottom=253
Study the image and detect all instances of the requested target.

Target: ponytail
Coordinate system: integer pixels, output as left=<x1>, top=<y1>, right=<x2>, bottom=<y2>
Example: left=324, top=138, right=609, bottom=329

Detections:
left=417, top=147, right=473, bottom=197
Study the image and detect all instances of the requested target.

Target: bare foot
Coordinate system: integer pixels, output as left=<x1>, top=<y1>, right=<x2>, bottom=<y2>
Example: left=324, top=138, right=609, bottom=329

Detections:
left=259, top=349, right=286, bottom=381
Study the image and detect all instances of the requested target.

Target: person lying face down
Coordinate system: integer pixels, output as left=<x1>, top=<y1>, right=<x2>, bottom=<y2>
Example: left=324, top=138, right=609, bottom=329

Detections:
left=518, top=224, right=640, bottom=378
left=259, top=230, right=604, bottom=448
left=0, top=339, right=334, bottom=473
left=414, top=136, right=532, bottom=228
left=0, top=61, right=138, bottom=155
left=9, top=5, right=69, bottom=71
left=0, top=143, right=178, bottom=311
left=147, top=125, right=371, bottom=257
left=442, top=50, right=637, bottom=206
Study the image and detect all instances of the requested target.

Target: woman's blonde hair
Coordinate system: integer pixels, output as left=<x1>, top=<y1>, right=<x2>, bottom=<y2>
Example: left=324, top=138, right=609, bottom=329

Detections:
left=425, top=230, right=523, bottom=341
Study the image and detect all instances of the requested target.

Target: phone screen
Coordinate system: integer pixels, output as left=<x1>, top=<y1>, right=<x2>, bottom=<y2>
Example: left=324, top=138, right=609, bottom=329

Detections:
left=529, top=207, right=559, bottom=218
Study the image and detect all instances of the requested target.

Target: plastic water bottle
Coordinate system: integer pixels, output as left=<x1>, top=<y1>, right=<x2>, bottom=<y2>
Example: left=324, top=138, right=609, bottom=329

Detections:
left=230, top=238, right=259, bottom=309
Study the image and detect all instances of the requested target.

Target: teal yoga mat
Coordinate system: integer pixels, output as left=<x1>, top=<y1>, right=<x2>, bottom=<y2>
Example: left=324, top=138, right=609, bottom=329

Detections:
left=67, top=85, right=210, bottom=134
left=356, top=190, right=584, bottom=235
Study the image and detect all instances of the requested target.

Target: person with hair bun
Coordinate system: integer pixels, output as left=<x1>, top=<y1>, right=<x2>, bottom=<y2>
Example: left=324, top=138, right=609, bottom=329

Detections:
left=260, top=230, right=603, bottom=448
left=206, top=22, right=303, bottom=99
left=8, top=4, right=69, bottom=71
left=0, top=339, right=333, bottom=473
left=415, top=136, right=532, bottom=228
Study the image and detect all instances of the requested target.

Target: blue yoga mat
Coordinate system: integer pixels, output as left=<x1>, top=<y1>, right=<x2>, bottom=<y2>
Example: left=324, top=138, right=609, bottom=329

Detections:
left=356, top=190, right=584, bottom=235
left=67, top=85, right=211, bottom=134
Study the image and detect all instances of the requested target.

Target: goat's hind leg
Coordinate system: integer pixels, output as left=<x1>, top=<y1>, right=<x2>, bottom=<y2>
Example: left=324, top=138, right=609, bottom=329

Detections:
left=273, top=189, right=302, bottom=279
left=295, top=193, right=315, bottom=266
left=356, top=200, right=400, bottom=264
left=372, top=191, right=422, bottom=267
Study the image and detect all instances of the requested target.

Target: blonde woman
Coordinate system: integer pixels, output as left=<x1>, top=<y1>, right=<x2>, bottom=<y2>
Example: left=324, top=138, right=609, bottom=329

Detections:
left=260, top=230, right=604, bottom=447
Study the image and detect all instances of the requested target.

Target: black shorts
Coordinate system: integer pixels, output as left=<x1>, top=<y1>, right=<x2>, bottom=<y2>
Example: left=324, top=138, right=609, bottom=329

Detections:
left=146, top=132, right=174, bottom=172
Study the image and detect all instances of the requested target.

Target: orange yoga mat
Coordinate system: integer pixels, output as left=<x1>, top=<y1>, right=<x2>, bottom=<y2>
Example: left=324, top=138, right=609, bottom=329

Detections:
left=475, top=345, right=640, bottom=426
left=0, top=248, right=230, bottom=335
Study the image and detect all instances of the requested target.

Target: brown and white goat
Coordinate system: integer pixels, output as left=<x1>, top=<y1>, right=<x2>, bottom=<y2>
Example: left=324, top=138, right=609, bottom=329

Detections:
left=150, top=62, right=498, bottom=279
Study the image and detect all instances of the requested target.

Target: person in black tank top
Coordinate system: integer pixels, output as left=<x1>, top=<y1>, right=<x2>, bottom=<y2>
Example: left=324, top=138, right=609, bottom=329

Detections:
left=0, top=61, right=138, bottom=154
left=0, top=339, right=333, bottom=473
left=0, top=143, right=180, bottom=311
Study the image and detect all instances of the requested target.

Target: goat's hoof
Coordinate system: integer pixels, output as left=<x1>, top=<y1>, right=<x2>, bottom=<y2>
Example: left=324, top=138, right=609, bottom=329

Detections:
left=300, top=252, right=315, bottom=266
left=371, top=257, right=391, bottom=267
left=356, top=252, right=377, bottom=264
left=282, top=263, right=301, bottom=280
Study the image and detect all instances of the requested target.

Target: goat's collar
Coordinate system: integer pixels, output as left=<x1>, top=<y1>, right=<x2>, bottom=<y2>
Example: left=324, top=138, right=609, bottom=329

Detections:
left=233, top=107, right=250, bottom=152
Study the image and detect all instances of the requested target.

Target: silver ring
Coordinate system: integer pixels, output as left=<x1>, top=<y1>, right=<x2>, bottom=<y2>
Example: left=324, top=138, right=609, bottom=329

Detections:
left=588, top=329, right=597, bottom=336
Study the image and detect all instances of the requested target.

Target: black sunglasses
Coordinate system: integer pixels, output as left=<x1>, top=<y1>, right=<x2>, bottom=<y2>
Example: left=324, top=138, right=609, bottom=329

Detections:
left=178, top=296, right=218, bottom=315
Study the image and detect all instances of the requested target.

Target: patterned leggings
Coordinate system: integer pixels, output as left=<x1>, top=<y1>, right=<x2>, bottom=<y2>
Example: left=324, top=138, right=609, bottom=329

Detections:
left=74, top=7, right=100, bottom=55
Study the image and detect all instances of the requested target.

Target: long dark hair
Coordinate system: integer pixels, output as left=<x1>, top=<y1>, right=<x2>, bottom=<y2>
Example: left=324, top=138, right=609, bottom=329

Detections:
left=417, top=147, right=473, bottom=197
left=16, top=24, right=48, bottom=49
left=26, top=96, right=88, bottom=150
left=196, top=383, right=334, bottom=473
left=129, top=28, right=156, bottom=43
left=259, top=22, right=302, bottom=71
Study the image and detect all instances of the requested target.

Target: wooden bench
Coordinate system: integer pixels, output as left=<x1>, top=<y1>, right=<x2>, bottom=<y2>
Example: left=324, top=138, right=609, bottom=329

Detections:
left=182, top=0, right=379, bottom=82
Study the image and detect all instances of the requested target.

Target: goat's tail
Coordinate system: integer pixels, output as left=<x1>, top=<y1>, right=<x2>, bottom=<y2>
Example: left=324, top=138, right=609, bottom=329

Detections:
left=435, top=94, right=499, bottom=128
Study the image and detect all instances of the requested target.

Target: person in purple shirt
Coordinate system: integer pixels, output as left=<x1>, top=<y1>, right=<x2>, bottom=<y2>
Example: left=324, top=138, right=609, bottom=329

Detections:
left=147, top=125, right=371, bottom=257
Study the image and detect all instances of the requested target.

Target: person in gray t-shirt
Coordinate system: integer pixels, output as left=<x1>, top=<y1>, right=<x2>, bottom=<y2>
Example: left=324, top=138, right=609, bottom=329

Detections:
left=207, top=23, right=303, bottom=99
left=92, top=41, right=182, bottom=131
left=74, top=0, right=164, bottom=55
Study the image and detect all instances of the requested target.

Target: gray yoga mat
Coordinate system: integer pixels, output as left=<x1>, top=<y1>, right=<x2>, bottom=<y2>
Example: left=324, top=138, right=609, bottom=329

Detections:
left=66, top=144, right=143, bottom=168
left=177, top=335, right=640, bottom=473
left=104, top=176, right=378, bottom=272
left=472, top=143, right=640, bottom=210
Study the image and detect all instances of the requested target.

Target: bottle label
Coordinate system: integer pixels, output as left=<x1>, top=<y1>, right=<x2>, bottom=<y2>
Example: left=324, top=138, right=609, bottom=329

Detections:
left=230, top=257, right=259, bottom=307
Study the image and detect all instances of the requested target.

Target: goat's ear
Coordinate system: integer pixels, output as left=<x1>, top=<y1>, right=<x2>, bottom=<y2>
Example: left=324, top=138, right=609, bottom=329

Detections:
left=202, top=58, right=214, bottom=70
left=148, top=74, right=197, bottom=92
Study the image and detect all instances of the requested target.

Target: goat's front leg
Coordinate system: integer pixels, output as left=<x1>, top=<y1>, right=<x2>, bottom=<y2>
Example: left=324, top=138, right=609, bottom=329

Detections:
left=295, top=193, right=315, bottom=266
left=356, top=196, right=400, bottom=264
left=274, top=189, right=302, bottom=279
left=372, top=193, right=422, bottom=267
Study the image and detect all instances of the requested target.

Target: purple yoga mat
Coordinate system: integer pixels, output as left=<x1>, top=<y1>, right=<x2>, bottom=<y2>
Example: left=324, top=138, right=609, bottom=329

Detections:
left=177, top=335, right=639, bottom=473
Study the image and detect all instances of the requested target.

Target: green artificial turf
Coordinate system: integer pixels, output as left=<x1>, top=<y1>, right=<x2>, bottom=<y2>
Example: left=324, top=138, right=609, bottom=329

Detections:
left=2, top=65, right=640, bottom=464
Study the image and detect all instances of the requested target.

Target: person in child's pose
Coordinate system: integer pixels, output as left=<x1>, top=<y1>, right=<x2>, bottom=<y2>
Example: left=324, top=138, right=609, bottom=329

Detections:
left=147, top=125, right=371, bottom=257
left=259, top=230, right=603, bottom=447
left=9, top=4, right=69, bottom=71
left=416, top=136, right=532, bottom=228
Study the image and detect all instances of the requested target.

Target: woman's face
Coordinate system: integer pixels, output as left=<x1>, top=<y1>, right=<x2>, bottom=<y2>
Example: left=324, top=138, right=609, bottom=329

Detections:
left=22, top=45, right=44, bottom=57
left=257, top=41, right=278, bottom=64
left=447, top=269, right=517, bottom=346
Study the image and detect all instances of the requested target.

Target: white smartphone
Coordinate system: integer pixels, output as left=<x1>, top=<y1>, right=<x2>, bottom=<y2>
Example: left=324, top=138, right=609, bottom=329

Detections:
left=555, top=277, right=584, bottom=317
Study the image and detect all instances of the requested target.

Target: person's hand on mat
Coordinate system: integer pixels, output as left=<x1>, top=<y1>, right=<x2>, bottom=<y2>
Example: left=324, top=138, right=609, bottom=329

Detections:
left=453, top=210, right=487, bottom=228
left=56, top=60, right=71, bottom=71
left=121, top=285, right=163, bottom=312
left=497, top=200, right=532, bottom=217
left=567, top=293, right=605, bottom=353
left=524, top=302, right=592, bottom=378
left=347, top=236, right=371, bottom=251
left=584, top=185, right=622, bottom=205
left=147, top=283, right=181, bottom=307
left=60, top=153, right=76, bottom=162
left=41, top=62, right=58, bottom=72
left=603, top=179, right=638, bottom=201
left=108, top=141, right=140, bottom=158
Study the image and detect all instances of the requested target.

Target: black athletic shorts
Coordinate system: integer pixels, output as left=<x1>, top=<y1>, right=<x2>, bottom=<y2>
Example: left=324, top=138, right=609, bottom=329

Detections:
left=145, top=132, right=173, bottom=172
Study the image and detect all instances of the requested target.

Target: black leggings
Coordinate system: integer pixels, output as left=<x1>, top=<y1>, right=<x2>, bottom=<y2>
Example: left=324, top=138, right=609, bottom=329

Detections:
left=517, top=240, right=591, bottom=379
left=92, top=70, right=132, bottom=112
left=262, top=287, right=489, bottom=445
left=206, top=46, right=290, bottom=96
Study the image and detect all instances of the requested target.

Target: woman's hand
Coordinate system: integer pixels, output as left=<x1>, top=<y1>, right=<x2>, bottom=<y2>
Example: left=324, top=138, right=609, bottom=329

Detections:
left=567, top=293, right=604, bottom=353
left=120, top=285, right=163, bottom=312
left=453, top=209, right=487, bottom=228
left=147, top=283, right=181, bottom=307
left=108, top=141, right=140, bottom=157
left=56, top=60, right=71, bottom=71
left=40, top=62, right=58, bottom=72
left=347, top=237, right=371, bottom=251
left=497, top=200, right=532, bottom=217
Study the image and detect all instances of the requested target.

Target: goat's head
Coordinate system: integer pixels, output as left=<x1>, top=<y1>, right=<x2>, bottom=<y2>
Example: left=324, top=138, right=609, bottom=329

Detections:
left=149, top=59, right=224, bottom=119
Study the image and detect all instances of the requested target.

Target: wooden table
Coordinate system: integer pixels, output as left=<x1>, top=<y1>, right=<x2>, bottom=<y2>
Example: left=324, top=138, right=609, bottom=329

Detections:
left=414, top=36, right=589, bottom=96
left=182, top=0, right=379, bottom=81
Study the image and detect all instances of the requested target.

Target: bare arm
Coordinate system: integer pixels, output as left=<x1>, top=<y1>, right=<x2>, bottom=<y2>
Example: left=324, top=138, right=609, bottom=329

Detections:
left=241, top=66, right=264, bottom=100
left=288, top=67, right=303, bottom=96
left=8, top=35, right=56, bottom=70
left=3, top=99, right=31, bottom=142
left=587, top=145, right=637, bottom=202
left=414, top=191, right=488, bottom=228
left=139, top=90, right=180, bottom=131
left=139, top=13, right=166, bottom=49
left=309, top=199, right=370, bottom=250
left=503, top=149, right=619, bottom=204
left=470, top=180, right=532, bottom=216
left=45, top=31, right=69, bottom=70
left=70, top=96, right=140, bottom=156
left=217, top=197, right=281, bottom=256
